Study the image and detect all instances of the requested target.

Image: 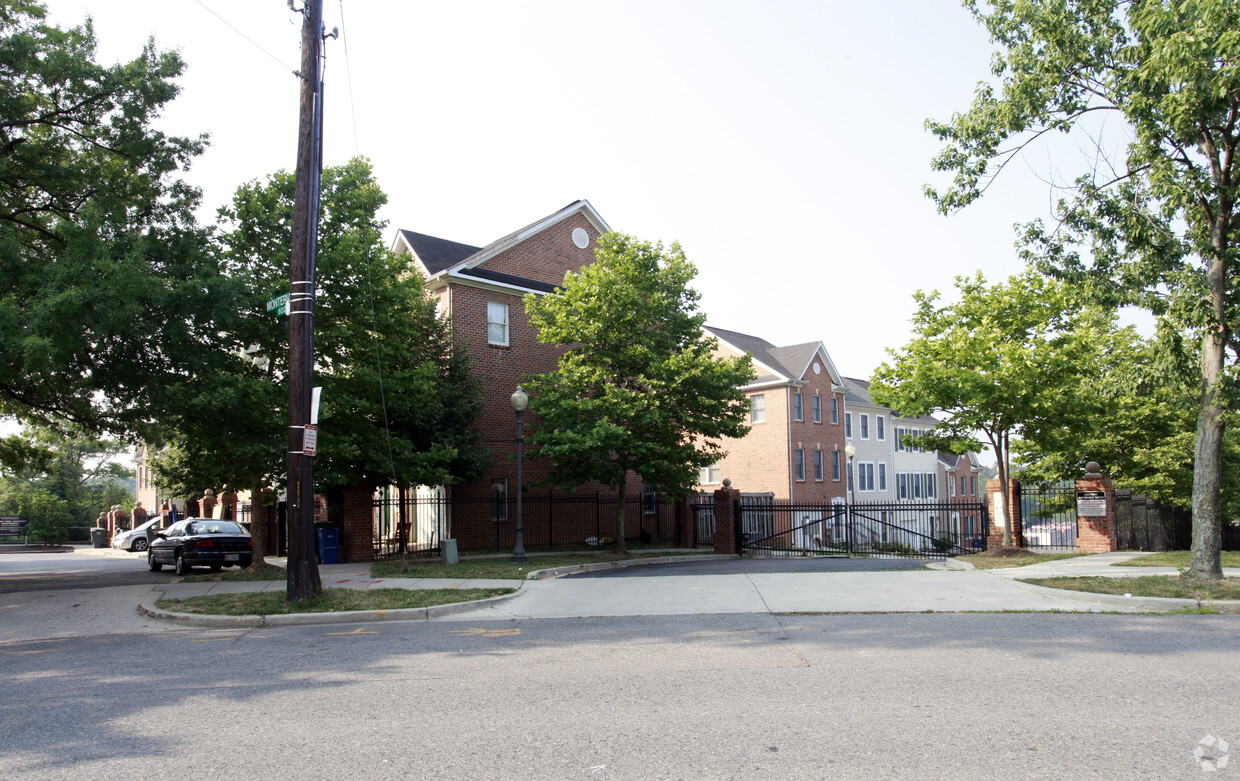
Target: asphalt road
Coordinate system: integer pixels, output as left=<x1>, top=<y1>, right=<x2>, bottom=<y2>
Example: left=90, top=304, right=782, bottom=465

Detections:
left=0, top=550, right=176, bottom=593
left=1, top=612, right=1235, bottom=780
left=565, top=555, right=930, bottom=577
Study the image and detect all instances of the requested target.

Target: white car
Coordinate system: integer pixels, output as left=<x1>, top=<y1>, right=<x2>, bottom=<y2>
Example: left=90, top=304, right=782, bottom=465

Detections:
left=111, top=518, right=161, bottom=552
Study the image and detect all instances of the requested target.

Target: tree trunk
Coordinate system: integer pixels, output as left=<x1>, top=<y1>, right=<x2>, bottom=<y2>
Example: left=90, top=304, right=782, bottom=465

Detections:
left=1189, top=312, right=1226, bottom=580
left=249, top=479, right=266, bottom=567
left=992, top=433, right=1013, bottom=547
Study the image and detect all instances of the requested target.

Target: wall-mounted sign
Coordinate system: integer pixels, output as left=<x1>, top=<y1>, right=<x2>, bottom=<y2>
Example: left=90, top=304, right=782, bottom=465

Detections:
left=1076, top=490, right=1107, bottom=517
left=0, top=515, right=29, bottom=535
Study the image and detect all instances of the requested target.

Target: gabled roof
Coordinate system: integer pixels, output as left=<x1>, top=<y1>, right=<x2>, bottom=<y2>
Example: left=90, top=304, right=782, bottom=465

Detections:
left=938, top=450, right=981, bottom=470
left=392, top=200, right=610, bottom=295
left=844, top=375, right=939, bottom=425
left=395, top=230, right=481, bottom=275
left=706, top=326, right=845, bottom=390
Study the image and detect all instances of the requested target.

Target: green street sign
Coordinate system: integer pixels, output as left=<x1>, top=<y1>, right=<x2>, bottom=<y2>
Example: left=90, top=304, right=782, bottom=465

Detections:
left=266, top=292, right=291, bottom=316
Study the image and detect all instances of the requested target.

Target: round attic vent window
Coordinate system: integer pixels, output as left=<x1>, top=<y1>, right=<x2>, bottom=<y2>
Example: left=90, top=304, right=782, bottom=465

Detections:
left=813, top=362, right=822, bottom=375
left=572, top=227, right=590, bottom=249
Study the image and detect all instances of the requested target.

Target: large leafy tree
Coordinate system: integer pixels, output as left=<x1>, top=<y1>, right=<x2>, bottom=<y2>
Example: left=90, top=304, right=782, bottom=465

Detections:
left=0, top=1, right=228, bottom=435
left=871, top=271, right=1110, bottom=546
left=0, top=426, right=133, bottom=544
left=152, top=158, right=485, bottom=505
left=927, top=0, right=1240, bottom=578
left=524, top=233, right=754, bottom=545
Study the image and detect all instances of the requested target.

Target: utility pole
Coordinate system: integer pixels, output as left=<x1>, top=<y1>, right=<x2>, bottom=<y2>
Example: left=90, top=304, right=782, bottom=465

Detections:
left=286, top=0, right=325, bottom=601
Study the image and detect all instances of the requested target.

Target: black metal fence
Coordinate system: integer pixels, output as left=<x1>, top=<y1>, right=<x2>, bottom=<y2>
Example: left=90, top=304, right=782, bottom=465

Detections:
left=1020, top=483, right=1079, bottom=551
left=737, top=500, right=987, bottom=559
left=372, top=489, right=682, bottom=559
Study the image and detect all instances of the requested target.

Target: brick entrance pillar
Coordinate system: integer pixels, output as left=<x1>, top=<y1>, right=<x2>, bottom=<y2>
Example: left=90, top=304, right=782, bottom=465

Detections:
left=712, top=480, right=741, bottom=555
left=986, top=478, right=1023, bottom=548
left=340, top=483, right=374, bottom=563
left=1075, top=462, right=1117, bottom=553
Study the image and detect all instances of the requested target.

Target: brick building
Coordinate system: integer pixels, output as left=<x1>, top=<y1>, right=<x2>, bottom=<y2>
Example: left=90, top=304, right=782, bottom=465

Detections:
left=695, top=327, right=848, bottom=503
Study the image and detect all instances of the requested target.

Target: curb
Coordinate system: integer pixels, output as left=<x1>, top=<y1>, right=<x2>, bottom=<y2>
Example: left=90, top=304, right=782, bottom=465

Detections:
left=998, top=574, right=1240, bottom=612
left=524, top=554, right=736, bottom=580
left=139, top=587, right=524, bottom=628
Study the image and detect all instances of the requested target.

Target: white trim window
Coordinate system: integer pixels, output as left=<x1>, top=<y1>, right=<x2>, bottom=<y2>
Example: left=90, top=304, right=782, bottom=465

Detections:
left=924, top=473, right=937, bottom=499
left=830, top=397, right=839, bottom=424
left=912, top=473, right=923, bottom=500
left=897, top=473, right=909, bottom=500
left=857, top=462, right=875, bottom=492
left=813, top=450, right=824, bottom=481
left=812, top=395, right=822, bottom=423
left=860, top=414, right=869, bottom=440
left=750, top=394, right=766, bottom=424
left=794, top=449, right=806, bottom=481
left=877, top=462, right=887, bottom=492
left=831, top=451, right=841, bottom=481
left=793, top=392, right=804, bottom=422
left=876, top=415, right=885, bottom=441
left=845, top=412, right=853, bottom=438
left=487, top=301, right=509, bottom=346
left=699, top=462, right=721, bottom=485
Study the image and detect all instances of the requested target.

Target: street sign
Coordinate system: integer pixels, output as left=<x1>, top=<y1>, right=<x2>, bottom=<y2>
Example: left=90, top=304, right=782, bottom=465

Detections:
left=266, top=292, right=291, bottom=316
left=302, top=424, right=318, bottom=457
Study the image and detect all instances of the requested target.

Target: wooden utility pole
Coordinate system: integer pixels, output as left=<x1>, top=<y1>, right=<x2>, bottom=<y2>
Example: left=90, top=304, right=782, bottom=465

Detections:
left=286, top=0, right=325, bottom=601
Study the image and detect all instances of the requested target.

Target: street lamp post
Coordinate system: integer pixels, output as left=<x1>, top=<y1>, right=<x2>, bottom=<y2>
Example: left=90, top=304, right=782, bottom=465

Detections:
left=845, top=440, right=856, bottom=505
left=510, top=386, right=529, bottom=563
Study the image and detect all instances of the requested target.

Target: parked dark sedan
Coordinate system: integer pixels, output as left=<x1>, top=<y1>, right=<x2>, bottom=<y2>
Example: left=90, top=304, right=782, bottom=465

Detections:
left=148, top=519, right=253, bottom=575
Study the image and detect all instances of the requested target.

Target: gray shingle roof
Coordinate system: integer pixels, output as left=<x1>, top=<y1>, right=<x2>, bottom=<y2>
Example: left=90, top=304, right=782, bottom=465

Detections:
left=398, top=230, right=481, bottom=275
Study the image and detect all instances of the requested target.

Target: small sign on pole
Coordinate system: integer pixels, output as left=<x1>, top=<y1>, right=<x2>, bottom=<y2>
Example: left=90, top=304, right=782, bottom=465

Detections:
left=266, top=292, right=291, bottom=317
left=302, top=424, right=318, bottom=457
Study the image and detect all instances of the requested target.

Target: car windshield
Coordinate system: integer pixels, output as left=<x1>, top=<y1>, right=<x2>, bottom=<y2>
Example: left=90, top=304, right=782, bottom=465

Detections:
left=187, top=522, right=245, bottom=535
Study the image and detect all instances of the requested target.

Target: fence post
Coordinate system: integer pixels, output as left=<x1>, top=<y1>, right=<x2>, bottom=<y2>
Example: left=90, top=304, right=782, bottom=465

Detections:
left=985, top=477, right=1023, bottom=548
left=1075, top=462, right=1117, bottom=553
left=712, top=480, right=741, bottom=555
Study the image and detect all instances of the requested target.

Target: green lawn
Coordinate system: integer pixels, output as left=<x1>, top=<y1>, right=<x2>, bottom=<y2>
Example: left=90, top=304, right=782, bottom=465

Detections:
left=370, top=551, right=677, bottom=580
left=956, top=551, right=1083, bottom=570
left=1112, top=550, right=1240, bottom=568
left=157, top=587, right=515, bottom=616
left=1021, top=574, right=1240, bottom=602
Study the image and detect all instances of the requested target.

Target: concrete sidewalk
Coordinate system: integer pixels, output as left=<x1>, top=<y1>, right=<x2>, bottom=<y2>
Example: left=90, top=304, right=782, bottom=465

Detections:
left=3, top=552, right=1236, bottom=644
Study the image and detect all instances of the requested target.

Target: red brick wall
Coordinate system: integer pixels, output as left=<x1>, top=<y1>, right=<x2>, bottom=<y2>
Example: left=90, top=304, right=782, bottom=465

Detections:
left=340, top=483, right=374, bottom=563
left=1075, top=476, right=1117, bottom=553
left=481, top=213, right=601, bottom=285
left=986, top=478, right=1023, bottom=548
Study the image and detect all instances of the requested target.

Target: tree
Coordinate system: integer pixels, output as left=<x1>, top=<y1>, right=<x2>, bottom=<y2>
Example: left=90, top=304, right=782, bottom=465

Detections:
left=926, top=0, right=1240, bottom=578
left=870, top=271, right=1110, bottom=546
left=524, top=233, right=754, bottom=546
left=150, top=159, right=485, bottom=557
left=0, top=425, right=133, bottom=543
left=0, top=1, right=228, bottom=436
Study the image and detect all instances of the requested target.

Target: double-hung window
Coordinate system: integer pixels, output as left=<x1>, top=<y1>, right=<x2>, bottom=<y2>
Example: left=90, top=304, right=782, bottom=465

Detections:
left=750, top=394, right=766, bottom=424
left=830, top=397, right=839, bottom=424
left=845, top=412, right=853, bottom=438
left=793, top=392, right=803, bottom=422
left=831, top=451, right=841, bottom=481
left=812, top=395, right=822, bottom=423
left=487, top=301, right=509, bottom=346
left=794, top=449, right=805, bottom=481
left=860, top=414, right=869, bottom=440
left=813, top=450, right=824, bottom=481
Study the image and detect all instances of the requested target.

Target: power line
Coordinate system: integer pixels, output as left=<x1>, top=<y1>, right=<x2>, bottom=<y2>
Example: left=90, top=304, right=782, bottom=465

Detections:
left=194, top=0, right=298, bottom=75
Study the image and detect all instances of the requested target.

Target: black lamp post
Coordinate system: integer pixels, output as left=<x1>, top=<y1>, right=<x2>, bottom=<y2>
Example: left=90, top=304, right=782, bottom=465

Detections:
left=510, top=386, right=528, bottom=563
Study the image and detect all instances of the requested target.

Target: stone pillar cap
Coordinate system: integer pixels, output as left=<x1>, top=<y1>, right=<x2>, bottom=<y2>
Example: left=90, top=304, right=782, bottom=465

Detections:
left=1084, top=461, right=1103, bottom=478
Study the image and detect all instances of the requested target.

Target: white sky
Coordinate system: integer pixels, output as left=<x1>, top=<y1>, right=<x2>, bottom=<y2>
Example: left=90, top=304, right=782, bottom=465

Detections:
left=38, top=0, right=1073, bottom=385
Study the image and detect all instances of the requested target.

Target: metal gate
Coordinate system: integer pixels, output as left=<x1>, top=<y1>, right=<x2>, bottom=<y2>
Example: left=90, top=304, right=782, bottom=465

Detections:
left=1020, top=483, right=1078, bottom=551
left=737, top=500, right=987, bottom=559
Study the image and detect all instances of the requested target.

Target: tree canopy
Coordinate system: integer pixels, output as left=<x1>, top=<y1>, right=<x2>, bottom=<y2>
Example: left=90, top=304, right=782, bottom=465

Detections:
left=927, top=0, right=1240, bottom=578
left=524, top=233, right=754, bottom=544
left=151, top=158, right=485, bottom=499
left=871, top=271, right=1111, bottom=545
left=0, top=0, right=229, bottom=436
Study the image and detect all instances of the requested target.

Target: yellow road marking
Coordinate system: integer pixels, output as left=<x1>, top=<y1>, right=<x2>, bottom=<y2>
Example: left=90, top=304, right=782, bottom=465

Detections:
left=3, top=649, right=57, bottom=655
left=448, top=627, right=521, bottom=637
left=326, top=627, right=378, bottom=635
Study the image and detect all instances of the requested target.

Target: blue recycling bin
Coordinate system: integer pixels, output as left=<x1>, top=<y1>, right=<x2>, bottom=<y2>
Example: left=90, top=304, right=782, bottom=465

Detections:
left=317, top=526, right=340, bottom=565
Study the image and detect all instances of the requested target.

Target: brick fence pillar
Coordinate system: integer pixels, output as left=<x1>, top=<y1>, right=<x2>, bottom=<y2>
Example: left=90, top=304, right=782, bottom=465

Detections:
left=986, top=477, right=1023, bottom=548
left=340, top=483, right=374, bottom=564
left=712, top=480, right=741, bottom=555
left=1075, top=462, right=1117, bottom=554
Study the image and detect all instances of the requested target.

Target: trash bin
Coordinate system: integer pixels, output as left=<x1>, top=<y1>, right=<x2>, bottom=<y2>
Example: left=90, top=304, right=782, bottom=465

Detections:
left=90, top=527, right=108, bottom=548
left=440, top=538, right=459, bottom=565
left=317, top=526, right=340, bottom=565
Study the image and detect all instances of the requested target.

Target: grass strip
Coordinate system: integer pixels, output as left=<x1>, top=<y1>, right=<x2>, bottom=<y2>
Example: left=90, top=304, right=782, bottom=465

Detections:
left=1112, top=551, right=1240, bottom=568
left=1020, top=575, right=1240, bottom=601
left=370, top=551, right=673, bottom=580
left=157, top=587, right=514, bottom=616
left=956, top=552, right=1083, bottom=570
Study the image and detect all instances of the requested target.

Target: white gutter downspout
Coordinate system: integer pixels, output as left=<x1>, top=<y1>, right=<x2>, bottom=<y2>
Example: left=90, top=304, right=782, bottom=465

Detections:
left=787, top=386, right=794, bottom=502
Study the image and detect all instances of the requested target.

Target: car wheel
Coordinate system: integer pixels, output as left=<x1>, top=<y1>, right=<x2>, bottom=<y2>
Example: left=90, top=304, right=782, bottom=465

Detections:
left=175, top=551, right=190, bottom=576
left=133, top=538, right=149, bottom=552
left=147, top=551, right=162, bottom=572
